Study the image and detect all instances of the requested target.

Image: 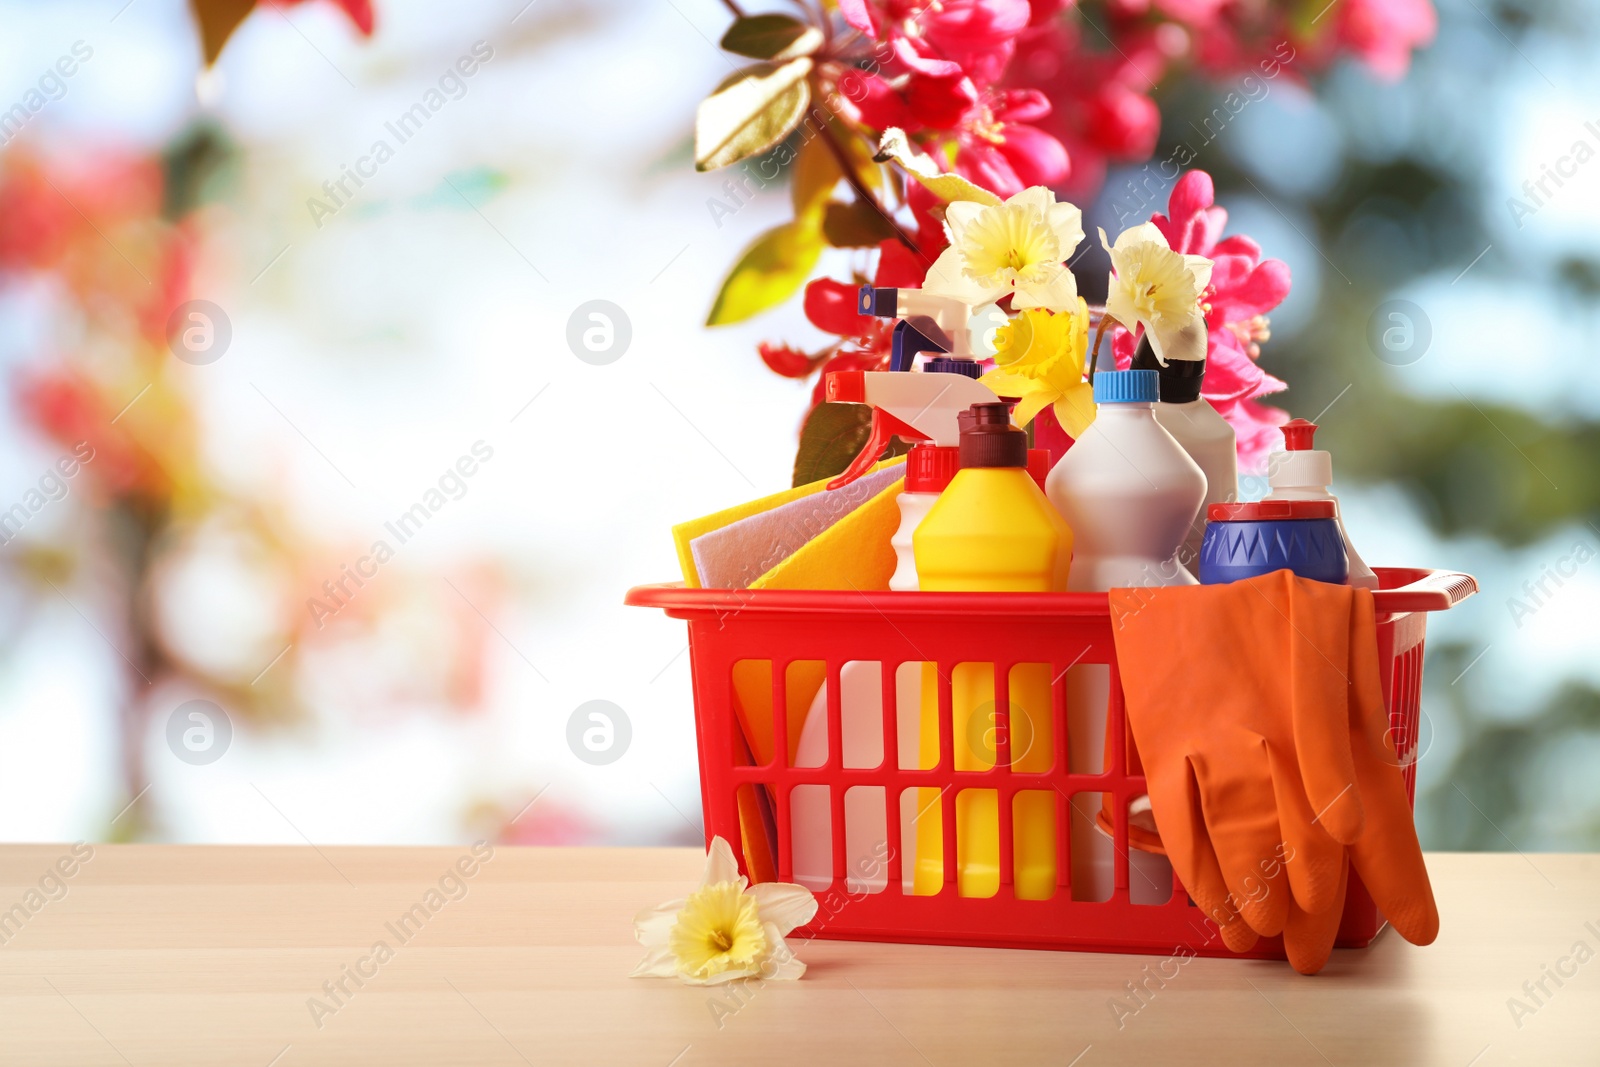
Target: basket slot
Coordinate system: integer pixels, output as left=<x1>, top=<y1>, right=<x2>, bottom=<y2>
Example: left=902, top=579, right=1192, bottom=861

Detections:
left=770, top=660, right=794, bottom=883
left=1124, top=795, right=1176, bottom=906
left=1069, top=790, right=1114, bottom=903
left=1053, top=665, right=1073, bottom=898
left=880, top=663, right=904, bottom=891
left=993, top=660, right=1015, bottom=894
left=937, top=662, right=957, bottom=891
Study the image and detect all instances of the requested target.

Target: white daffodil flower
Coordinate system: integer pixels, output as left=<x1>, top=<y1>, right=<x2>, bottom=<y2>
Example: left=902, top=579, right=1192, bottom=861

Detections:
left=923, top=186, right=1084, bottom=313
left=631, top=836, right=818, bottom=986
left=1100, top=222, right=1214, bottom=365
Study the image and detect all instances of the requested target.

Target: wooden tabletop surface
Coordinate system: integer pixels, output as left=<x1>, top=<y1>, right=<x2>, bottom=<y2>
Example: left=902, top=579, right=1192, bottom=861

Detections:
left=0, top=846, right=1594, bottom=1066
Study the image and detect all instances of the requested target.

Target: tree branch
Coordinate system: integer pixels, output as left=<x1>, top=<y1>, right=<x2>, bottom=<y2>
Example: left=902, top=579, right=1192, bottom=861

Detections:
left=813, top=120, right=923, bottom=258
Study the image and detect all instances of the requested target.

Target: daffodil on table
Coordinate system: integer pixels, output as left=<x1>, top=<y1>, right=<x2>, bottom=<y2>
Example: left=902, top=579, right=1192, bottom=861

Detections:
left=631, top=837, right=818, bottom=985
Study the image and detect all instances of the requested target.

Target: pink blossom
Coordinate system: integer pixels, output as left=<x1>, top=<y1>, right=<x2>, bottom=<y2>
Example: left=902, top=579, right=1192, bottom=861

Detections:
left=953, top=88, right=1070, bottom=196
left=1336, top=0, right=1437, bottom=81
left=1025, top=0, right=1074, bottom=26
left=916, top=0, right=1032, bottom=85
left=843, top=59, right=977, bottom=132
left=1009, top=21, right=1170, bottom=199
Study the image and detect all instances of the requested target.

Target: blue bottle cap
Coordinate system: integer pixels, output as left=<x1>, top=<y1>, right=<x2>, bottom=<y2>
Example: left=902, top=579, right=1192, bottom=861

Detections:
left=1093, top=369, right=1158, bottom=404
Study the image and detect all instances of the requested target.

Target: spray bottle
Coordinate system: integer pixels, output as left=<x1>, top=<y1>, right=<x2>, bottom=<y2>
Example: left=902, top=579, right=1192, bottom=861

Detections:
left=787, top=289, right=998, bottom=893
left=1263, top=418, right=1378, bottom=589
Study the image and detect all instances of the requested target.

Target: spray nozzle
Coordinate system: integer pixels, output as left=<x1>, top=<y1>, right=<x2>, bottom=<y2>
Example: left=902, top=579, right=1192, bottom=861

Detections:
left=858, top=285, right=978, bottom=360
left=822, top=369, right=1002, bottom=490
left=1282, top=418, right=1317, bottom=451
left=858, top=286, right=896, bottom=317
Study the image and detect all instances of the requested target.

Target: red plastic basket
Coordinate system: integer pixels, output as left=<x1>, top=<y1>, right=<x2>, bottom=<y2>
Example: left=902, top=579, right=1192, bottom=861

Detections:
left=626, top=566, right=1476, bottom=960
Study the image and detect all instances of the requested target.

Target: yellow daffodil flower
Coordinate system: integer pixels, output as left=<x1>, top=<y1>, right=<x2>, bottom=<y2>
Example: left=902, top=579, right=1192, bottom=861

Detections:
left=981, top=298, right=1096, bottom=436
left=1100, top=222, right=1214, bottom=365
left=924, top=186, right=1084, bottom=313
left=631, top=836, right=817, bottom=985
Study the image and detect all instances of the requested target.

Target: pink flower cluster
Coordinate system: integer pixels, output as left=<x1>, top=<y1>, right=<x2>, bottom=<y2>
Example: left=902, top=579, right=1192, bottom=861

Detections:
left=838, top=0, right=1067, bottom=198
left=835, top=0, right=1435, bottom=201
left=770, top=1, right=1436, bottom=465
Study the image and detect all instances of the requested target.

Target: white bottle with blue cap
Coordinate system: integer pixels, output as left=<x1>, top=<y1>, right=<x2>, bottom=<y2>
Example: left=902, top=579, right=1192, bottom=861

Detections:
left=1046, top=369, right=1206, bottom=592
left=1045, top=368, right=1206, bottom=905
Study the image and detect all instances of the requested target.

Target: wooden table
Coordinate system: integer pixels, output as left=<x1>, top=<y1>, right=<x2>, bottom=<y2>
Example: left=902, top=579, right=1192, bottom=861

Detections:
left=0, top=847, right=1593, bottom=1065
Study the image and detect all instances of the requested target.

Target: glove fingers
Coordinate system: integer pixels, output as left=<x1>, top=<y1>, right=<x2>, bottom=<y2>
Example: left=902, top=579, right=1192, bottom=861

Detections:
left=1148, top=759, right=1237, bottom=932
left=1217, top=909, right=1260, bottom=953
left=1345, top=591, right=1440, bottom=947
left=1346, top=774, right=1439, bottom=946
left=1289, top=587, right=1363, bottom=844
left=1191, top=745, right=1290, bottom=937
left=1283, top=854, right=1349, bottom=975
left=1268, top=748, right=1349, bottom=917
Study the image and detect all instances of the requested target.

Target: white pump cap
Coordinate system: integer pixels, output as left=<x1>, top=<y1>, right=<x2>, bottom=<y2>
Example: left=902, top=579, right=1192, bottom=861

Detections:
left=1268, top=450, right=1332, bottom=488
left=1267, top=418, right=1333, bottom=489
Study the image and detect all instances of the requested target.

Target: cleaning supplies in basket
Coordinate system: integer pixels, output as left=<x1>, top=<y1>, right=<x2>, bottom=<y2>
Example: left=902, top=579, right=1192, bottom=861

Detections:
left=1106, top=570, right=1439, bottom=974
left=912, top=402, right=1073, bottom=899
left=1045, top=367, right=1206, bottom=904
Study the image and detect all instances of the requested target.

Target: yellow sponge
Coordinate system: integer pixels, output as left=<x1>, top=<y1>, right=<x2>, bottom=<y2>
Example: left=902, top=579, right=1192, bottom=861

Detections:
left=751, top=477, right=904, bottom=591
left=671, top=457, right=904, bottom=588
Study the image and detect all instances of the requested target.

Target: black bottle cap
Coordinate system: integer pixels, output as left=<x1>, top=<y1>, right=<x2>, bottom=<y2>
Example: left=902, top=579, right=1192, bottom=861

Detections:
left=1130, top=334, right=1206, bottom=404
left=957, top=403, right=1028, bottom=469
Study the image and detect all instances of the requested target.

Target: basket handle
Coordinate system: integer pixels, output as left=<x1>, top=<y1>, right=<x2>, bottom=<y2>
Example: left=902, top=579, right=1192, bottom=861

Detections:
left=1372, top=569, right=1478, bottom=614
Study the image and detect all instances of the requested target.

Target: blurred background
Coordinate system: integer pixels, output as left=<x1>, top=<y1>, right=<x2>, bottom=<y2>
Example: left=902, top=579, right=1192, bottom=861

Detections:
left=0, top=0, right=1594, bottom=852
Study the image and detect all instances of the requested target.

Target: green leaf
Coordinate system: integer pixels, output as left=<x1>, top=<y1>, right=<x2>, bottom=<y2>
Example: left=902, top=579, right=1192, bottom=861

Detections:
left=695, top=59, right=813, bottom=173
left=822, top=199, right=897, bottom=247
left=790, top=126, right=884, bottom=222
left=720, top=14, right=823, bottom=61
left=875, top=126, right=1001, bottom=206
left=706, top=220, right=824, bottom=326
left=789, top=135, right=840, bottom=221
left=792, top=402, right=875, bottom=488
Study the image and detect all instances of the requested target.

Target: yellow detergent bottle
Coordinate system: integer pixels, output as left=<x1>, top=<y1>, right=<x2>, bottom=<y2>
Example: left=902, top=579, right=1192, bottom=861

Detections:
left=912, top=403, right=1073, bottom=900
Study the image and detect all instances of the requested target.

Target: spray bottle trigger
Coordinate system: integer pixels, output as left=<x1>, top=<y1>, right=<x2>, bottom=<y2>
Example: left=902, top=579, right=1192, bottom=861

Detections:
left=826, top=408, right=925, bottom=491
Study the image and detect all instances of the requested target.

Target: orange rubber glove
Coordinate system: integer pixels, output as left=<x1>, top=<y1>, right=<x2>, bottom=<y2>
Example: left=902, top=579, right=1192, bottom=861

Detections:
left=1108, top=570, right=1438, bottom=972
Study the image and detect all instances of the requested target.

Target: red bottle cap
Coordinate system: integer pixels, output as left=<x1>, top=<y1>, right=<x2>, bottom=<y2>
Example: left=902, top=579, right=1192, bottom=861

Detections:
left=906, top=445, right=960, bottom=493
left=1209, top=499, right=1336, bottom=522
left=1282, top=418, right=1317, bottom=451
left=904, top=445, right=1047, bottom=493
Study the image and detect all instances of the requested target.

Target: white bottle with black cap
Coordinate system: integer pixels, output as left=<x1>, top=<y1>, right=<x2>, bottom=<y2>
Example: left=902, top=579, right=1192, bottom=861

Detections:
left=1263, top=418, right=1379, bottom=589
left=1130, top=335, right=1238, bottom=579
